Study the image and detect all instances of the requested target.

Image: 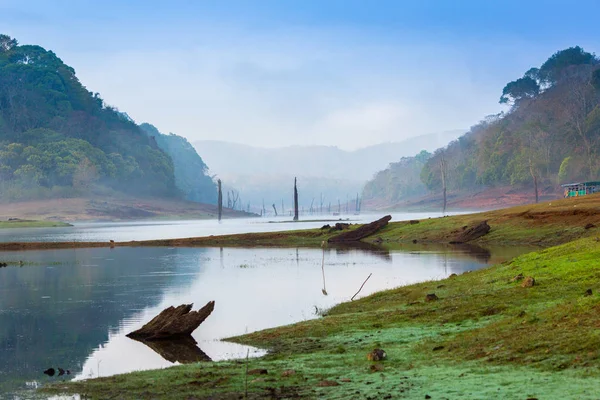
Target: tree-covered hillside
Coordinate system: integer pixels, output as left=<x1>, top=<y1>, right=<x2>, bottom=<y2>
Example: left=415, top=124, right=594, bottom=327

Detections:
left=366, top=46, right=600, bottom=206
left=140, top=124, right=216, bottom=204
left=362, top=150, right=431, bottom=205
left=421, top=46, right=600, bottom=198
left=0, top=34, right=178, bottom=201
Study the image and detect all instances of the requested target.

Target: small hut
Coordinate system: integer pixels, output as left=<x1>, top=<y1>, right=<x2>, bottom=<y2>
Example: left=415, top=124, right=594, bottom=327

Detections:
left=561, top=181, right=600, bottom=198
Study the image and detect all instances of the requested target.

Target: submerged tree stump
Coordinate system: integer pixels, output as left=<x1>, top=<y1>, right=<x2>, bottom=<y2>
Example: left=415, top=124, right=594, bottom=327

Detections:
left=127, top=301, right=215, bottom=341
left=328, top=215, right=392, bottom=243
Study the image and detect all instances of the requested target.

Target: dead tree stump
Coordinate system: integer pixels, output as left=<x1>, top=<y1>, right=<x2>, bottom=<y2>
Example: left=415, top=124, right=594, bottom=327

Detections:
left=127, top=301, right=214, bottom=341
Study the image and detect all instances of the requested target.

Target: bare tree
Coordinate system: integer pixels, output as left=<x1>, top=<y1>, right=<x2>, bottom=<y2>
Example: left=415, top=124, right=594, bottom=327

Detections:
left=319, top=193, right=324, bottom=214
left=293, top=177, right=299, bottom=221
left=217, top=179, right=222, bottom=221
left=230, top=190, right=240, bottom=210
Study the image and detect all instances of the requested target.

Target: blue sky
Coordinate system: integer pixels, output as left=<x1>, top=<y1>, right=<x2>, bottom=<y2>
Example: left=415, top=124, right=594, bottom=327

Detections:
left=1, top=0, right=599, bottom=149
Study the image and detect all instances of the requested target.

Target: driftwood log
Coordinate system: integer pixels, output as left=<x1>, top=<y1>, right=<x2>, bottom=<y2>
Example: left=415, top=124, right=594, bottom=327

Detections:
left=328, top=215, right=392, bottom=243
left=450, top=221, right=491, bottom=244
left=127, top=301, right=214, bottom=341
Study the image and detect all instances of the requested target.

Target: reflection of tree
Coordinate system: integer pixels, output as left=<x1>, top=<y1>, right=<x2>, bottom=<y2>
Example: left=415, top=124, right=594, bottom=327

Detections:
left=0, top=247, right=207, bottom=394
left=129, top=336, right=211, bottom=364
left=321, top=243, right=328, bottom=296
left=332, top=242, right=392, bottom=262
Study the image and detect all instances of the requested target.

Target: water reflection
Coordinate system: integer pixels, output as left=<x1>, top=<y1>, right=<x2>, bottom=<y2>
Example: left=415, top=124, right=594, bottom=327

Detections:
left=0, top=244, right=527, bottom=397
left=129, top=336, right=211, bottom=364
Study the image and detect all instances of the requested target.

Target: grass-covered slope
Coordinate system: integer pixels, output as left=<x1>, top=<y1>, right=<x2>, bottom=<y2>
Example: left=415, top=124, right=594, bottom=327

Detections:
left=372, top=194, right=600, bottom=247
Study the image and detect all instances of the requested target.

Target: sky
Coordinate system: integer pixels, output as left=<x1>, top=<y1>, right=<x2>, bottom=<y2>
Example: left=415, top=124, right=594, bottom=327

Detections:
left=2, top=0, right=600, bottom=150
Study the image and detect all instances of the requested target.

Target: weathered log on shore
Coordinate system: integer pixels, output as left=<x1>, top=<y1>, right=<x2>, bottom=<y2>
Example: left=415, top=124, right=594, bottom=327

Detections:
left=328, top=215, right=392, bottom=243
left=127, top=301, right=215, bottom=341
left=450, top=221, right=491, bottom=244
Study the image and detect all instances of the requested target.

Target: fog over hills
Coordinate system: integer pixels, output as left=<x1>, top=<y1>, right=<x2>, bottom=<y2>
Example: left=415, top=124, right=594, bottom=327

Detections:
left=193, top=130, right=462, bottom=211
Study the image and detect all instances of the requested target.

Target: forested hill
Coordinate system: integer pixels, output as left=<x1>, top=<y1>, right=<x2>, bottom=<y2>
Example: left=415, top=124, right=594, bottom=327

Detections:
left=0, top=34, right=185, bottom=202
left=365, top=46, right=600, bottom=207
left=140, top=124, right=216, bottom=204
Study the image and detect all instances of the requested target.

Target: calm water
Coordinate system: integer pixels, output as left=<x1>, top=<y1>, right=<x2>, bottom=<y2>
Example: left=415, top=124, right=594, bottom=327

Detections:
left=0, top=212, right=463, bottom=243
left=0, top=244, right=528, bottom=398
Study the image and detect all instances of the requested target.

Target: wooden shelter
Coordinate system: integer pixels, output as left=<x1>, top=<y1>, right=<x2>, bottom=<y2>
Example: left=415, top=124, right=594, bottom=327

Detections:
left=561, top=181, right=600, bottom=198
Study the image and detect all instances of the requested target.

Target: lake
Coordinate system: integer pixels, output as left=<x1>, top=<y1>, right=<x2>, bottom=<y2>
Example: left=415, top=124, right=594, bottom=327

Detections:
left=0, top=212, right=463, bottom=243
left=0, top=243, right=529, bottom=398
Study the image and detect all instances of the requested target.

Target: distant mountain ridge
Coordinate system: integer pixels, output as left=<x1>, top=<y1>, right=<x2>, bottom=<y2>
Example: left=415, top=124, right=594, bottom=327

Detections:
left=192, top=131, right=463, bottom=211
left=194, top=130, right=463, bottom=182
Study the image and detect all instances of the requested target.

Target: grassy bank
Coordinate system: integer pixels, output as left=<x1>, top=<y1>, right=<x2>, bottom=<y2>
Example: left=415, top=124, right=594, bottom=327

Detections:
left=371, top=194, right=600, bottom=247
left=44, top=231, right=600, bottom=399
left=0, top=219, right=71, bottom=229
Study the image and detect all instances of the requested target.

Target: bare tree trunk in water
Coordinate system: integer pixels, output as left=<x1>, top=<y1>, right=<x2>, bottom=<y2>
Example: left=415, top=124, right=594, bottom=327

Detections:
left=440, top=155, right=447, bottom=214
left=217, top=179, right=223, bottom=222
left=293, top=177, right=299, bottom=221
left=272, top=204, right=278, bottom=216
left=320, top=193, right=324, bottom=214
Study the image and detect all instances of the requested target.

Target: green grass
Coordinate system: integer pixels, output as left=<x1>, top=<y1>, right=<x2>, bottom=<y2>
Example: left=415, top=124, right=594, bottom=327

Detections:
left=44, top=236, right=600, bottom=399
left=0, top=219, right=72, bottom=229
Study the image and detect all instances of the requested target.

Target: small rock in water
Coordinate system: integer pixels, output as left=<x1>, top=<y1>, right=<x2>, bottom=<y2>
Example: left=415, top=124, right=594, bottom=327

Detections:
left=367, top=348, right=387, bottom=361
left=425, top=293, right=439, bottom=302
left=521, top=277, right=535, bottom=288
left=58, top=368, right=65, bottom=376
left=43, top=368, right=55, bottom=377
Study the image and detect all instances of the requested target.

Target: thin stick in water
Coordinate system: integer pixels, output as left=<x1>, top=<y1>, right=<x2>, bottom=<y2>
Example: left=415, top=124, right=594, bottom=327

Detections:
left=351, top=273, right=372, bottom=301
